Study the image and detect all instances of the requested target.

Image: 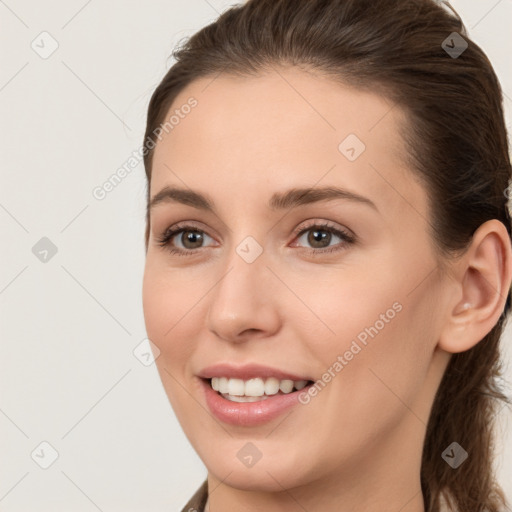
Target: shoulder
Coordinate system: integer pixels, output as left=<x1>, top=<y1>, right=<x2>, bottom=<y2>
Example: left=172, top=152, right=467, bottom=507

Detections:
left=179, top=480, right=208, bottom=512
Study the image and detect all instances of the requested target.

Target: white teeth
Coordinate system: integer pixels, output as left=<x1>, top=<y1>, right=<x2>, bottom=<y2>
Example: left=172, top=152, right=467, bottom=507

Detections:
left=294, top=380, right=308, bottom=390
left=218, top=377, right=229, bottom=394
left=279, top=379, right=294, bottom=393
left=224, top=395, right=269, bottom=403
left=210, top=376, right=310, bottom=397
left=245, top=378, right=265, bottom=397
left=227, top=378, right=245, bottom=396
left=264, top=377, right=280, bottom=395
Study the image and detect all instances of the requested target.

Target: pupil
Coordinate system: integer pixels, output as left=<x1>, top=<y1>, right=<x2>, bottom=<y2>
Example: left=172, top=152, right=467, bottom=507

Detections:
left=308, top=229, right=330, bottom=248
left=183, top=231, right=203, bottom=248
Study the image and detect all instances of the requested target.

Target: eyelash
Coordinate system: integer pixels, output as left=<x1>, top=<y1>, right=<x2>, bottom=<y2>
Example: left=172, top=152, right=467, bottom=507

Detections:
left=156, top=221, right=356, bottom=257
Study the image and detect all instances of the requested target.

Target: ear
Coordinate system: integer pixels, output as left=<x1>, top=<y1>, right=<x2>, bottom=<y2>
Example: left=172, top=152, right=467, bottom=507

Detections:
left=438, top=219, right=512, bottom=354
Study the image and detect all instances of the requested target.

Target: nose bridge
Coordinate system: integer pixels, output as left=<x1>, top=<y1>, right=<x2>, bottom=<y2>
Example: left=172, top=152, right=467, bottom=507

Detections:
left=206, top=236, right=280, bottom=341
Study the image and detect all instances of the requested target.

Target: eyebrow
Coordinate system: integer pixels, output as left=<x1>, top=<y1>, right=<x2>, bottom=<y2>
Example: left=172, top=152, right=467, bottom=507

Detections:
left=149, top=185, right=378, bottom=213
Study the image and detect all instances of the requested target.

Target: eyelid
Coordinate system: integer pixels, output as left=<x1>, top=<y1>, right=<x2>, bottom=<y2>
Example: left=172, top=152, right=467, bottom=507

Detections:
left=291, top=219, right=354, bottom=239
left=159, top=220, right=217, bottom=240
left=288, top=221, right=355, bottom=255
left=157, top=221, right=219, bottom=247
left=157, top=219, right=356, bottom=255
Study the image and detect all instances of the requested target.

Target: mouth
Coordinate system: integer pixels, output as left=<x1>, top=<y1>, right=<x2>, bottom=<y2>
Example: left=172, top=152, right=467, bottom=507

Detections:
left=197, top=363, right=316, bottom=425
left=203, top=376, right=315, bottom=402
left=199, top=376, right=316, bottom=426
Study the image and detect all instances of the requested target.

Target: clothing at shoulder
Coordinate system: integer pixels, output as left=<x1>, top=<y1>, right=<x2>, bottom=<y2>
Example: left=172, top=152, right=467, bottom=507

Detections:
left=180, top=480, right=208, bottom=512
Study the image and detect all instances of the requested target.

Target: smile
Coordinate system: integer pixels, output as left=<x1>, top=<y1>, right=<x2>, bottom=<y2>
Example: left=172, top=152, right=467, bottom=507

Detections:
left=210, top=376, right=312, bottom=402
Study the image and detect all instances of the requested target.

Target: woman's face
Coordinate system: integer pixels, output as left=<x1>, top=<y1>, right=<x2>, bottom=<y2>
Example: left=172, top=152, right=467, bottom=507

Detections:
left=143, top=67, right=453, bottom=493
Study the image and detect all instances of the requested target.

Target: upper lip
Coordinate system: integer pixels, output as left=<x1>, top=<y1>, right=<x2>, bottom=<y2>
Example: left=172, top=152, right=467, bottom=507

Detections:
left=197, top=363, right=313, bottom=382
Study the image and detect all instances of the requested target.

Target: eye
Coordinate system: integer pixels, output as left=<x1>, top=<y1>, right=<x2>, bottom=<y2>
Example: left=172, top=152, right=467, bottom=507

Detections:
left=292, top=221, right=355, bottom=254
left=156, top=220, right=355, bottom=257
left=157, top=223, right=217, bottom=256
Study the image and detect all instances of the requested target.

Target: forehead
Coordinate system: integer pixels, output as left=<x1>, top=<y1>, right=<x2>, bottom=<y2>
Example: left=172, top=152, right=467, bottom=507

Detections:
left=150, top=66, right=427, bottom=221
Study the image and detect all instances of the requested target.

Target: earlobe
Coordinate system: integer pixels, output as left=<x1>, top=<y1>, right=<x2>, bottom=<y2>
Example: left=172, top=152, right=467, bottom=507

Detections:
left=438, top=219, right=512, bottom=354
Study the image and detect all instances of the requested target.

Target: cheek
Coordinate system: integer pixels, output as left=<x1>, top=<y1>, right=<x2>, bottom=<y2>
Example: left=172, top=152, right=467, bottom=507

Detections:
left=142, top=256, right=199, bottom=329
left=288, top=307, right=430, bottom=480
left=297, top=255, right=437, bottom=369
left=142, top=264, right=208, bottom=431
left=292, top=273, right=404, bottom=363
left=298, top=273, right=434, bottom=426
left=142, top=261, right=202, bottom=362
left=142, top=266, right=170, bottom=343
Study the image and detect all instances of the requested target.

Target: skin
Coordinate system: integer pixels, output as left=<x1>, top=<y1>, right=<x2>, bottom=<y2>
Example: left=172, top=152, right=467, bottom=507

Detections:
left=142, top=66, right=512, bottom=512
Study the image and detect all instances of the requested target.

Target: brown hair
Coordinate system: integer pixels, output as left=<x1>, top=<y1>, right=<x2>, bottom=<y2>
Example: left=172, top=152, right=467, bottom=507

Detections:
left=142, top=0, right=512, bottom=510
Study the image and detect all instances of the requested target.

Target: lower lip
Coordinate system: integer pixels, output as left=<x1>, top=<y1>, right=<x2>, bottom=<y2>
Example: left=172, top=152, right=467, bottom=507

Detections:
left=200, top=378, right=311, bottom=427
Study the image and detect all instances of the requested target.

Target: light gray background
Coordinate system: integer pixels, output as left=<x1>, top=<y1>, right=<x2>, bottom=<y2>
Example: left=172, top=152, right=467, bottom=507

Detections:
left=1, top=1, right=511, bottom=510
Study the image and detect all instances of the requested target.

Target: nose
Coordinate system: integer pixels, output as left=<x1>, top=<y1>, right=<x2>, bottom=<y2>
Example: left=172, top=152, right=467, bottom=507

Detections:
left=206, top=248, right=281, bottom=343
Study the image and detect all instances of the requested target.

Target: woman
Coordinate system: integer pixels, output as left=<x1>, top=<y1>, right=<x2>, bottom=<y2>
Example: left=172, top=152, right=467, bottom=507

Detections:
left=141, top=0, right=512, bottom=510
